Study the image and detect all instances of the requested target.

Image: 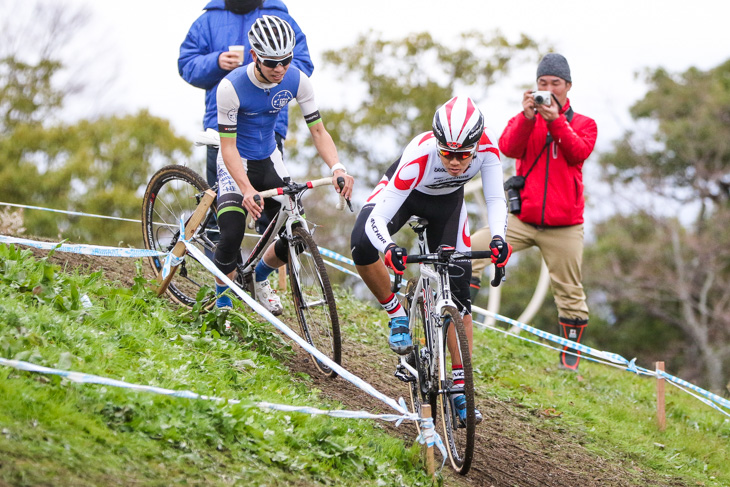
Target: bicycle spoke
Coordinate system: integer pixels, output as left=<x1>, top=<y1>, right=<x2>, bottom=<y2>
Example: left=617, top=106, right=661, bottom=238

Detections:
left=288, top=226, right=341, bottom=377
left=405, top=277, right=437, bottom=431
left=141, top=165, right=217, bottom=308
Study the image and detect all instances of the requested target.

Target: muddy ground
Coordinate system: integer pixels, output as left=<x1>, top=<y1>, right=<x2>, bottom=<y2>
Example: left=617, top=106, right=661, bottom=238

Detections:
left=22, top=245, right=690, bottom=487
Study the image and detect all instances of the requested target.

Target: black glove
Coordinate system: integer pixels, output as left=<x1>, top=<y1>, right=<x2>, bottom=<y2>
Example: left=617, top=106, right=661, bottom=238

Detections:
left=489, top=236, right=512, bottom=267
left=384, top=243, right=407, bottom=275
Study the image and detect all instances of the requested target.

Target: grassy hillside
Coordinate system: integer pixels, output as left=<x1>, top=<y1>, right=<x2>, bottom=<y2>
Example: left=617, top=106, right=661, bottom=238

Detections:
left=0, top=244, right=430, bottom=486
left=1, top=242, right=729, bottom=486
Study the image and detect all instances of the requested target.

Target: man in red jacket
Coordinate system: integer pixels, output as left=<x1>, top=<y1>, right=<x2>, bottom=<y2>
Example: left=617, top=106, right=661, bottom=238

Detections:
left=470, top=53, right=597, bottom=371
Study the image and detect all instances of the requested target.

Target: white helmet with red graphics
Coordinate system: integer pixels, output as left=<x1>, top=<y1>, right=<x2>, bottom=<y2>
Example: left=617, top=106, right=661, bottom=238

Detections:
left=432, top=96, right=484, bottom=150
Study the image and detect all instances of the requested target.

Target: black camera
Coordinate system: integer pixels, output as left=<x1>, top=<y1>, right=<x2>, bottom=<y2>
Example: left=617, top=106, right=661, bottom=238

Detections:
left=503, top=175, right=525, bottom=214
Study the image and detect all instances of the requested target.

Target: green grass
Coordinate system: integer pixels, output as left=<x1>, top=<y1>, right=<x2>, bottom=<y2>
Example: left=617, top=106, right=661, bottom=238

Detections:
left=0, top=244, right=431, bottom=486
left=469, top=320, right=730, bottom=486
left=1, top=242, right=729, bottom=486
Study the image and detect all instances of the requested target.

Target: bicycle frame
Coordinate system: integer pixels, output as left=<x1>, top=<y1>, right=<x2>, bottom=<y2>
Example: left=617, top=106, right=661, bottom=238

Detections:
left=392, top=217, right=500, bottom=474
left=239, top=189, right=315, bottom=279
left=397, top=237, right=459, bottom=395
left=143, top=163, right=345, bottom=377
left=189, top=177, right=333, bottom=286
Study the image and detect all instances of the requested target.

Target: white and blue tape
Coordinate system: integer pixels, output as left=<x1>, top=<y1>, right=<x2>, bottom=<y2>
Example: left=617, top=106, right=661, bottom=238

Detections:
left=0, top=235, right=165, bottom=258
left=0, top=358, right=411, bottom=423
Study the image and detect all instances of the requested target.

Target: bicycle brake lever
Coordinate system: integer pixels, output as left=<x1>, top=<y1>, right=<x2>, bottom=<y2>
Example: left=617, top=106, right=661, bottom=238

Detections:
left=391, top=272, right=402, bottom=294
left=490, top=265, right=506, bottom=287
left=334, top=176, right=354, bottom=212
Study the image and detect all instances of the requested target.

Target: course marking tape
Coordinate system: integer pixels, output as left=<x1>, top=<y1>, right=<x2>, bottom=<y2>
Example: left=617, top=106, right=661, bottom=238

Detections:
left=0, top=358, right=411, bottom=422
left=0, top=235, right=165, bottom=258
left=182, top=239, right=417, bottom=421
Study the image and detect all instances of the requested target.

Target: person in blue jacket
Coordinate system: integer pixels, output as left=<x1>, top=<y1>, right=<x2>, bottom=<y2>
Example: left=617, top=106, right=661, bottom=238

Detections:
left=178, top=0, right=314, bottom=188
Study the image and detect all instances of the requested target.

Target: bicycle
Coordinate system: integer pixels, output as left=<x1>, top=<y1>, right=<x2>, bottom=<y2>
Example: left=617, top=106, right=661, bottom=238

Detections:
left=141, top=144, right=350, bottom=377
left=392, top=218, right=505, bottom=475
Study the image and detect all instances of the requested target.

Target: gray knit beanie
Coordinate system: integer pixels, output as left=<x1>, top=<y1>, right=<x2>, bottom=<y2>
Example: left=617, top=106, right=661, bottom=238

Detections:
left=536, top=53, right=571, bottom=83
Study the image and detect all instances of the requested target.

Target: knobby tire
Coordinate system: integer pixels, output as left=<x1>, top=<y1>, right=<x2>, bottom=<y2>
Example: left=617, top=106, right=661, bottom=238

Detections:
left=439, top=305, right=476, bottom=474
left=288, top=226, right=341, bottom=377
left=141, top=164, right=217, bottom=308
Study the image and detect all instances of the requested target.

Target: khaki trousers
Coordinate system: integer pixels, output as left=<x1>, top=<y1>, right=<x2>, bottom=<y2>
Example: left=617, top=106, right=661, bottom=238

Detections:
left=471, top=214, right=589, bottom=321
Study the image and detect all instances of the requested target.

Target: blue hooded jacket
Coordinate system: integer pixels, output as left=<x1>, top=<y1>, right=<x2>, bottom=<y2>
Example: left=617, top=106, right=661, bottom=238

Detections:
left=178, top=0, right=314, bottom=138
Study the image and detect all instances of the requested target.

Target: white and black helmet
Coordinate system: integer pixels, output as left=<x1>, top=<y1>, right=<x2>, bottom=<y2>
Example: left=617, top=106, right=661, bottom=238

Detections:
left=248, top=15, right=296, bottom=58
left=432, top=96, right=484, bottom=150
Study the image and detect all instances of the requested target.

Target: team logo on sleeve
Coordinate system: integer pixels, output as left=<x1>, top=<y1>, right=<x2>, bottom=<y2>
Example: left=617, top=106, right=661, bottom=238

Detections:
left=227, top=108, right=238, bottom=123
left=271, top=91, right=293, bottom=109
left=394, top=155, right=428, bottom=191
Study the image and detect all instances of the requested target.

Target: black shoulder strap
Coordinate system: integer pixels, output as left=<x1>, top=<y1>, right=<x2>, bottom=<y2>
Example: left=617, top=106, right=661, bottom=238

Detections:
left=545, top=106, right=574, bottom=144
left=564, top=106, right=574, bottom=123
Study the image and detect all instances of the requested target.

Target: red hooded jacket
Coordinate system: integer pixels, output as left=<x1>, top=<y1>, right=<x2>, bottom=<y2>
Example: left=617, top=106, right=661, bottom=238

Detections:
left=499, top=100, right=597, bottom=226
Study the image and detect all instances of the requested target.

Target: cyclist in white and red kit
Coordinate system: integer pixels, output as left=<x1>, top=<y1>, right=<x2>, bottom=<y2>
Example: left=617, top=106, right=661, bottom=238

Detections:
left=350, top=96, right=513, bottom=423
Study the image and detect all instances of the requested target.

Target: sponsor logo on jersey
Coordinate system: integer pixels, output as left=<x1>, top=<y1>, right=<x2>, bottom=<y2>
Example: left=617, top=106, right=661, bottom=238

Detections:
left=304, top=110, right=322, bottom=125
left=227, top=108, right=238, bottom=123
left=271, top=90, right=293, bottom=109
left=426, top=179, right=469, bottom=190
left=369, top=218, right=387, bottom=244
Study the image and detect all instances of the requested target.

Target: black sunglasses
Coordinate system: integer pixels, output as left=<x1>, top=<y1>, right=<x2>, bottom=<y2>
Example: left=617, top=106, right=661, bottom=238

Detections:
left=259, top=55, right=293, bottom=68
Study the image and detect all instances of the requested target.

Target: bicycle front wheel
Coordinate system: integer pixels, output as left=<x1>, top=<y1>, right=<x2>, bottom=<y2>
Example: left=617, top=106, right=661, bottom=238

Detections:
left=288, top=226, right=341, bottom=377
left=405, top=278, right=437, bottom=429
left=141, top=164, right=217, bottom=308
left=438, top=305, right=476, bottom=474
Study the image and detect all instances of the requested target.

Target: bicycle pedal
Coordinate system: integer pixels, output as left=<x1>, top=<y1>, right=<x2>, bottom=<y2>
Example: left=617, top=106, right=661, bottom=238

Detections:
left=394, top=364, right=415, bottom=383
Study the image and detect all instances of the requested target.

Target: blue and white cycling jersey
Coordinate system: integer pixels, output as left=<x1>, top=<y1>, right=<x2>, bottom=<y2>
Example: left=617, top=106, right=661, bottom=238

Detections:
left=216, top=63, right=320, bottom=161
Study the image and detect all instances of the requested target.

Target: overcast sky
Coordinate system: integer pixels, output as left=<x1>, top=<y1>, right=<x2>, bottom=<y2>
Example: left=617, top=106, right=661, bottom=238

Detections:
left=63, top=0, right=728, bottom=152
left=43, top=0, right=724, bottom=228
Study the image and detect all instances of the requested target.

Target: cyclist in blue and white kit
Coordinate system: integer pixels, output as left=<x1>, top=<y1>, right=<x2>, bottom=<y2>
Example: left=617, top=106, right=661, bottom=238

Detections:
left=214, top=15, right=354, bottom=314
left=350, top=96, right=513, bottom=423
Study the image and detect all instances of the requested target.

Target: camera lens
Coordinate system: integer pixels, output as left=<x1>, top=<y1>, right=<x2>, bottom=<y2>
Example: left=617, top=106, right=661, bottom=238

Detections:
left=507, top=188, right=521, bottom=214
left=534, top=95, right=544, bottom=104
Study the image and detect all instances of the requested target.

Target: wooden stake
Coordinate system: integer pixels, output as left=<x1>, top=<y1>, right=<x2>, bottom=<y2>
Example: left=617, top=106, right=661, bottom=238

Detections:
left=278, top=264, right=287, bottom=290
left=656, top=361, right=666, bottom=431
left=420, top=404, right=436, bottom=479
left=156, top=189, right=216, bottom=297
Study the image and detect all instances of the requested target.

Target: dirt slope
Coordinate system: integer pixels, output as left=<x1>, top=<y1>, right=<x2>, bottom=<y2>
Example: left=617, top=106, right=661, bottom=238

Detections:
left=23, top=247, right=690, bottom=487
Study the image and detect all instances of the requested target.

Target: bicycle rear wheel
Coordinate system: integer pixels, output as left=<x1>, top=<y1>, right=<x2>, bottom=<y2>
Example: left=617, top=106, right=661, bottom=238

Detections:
left=405, top=278, right=437, bottom=430
left=141, top=164, right=217, bottom=307
left=438, top=305, right=476, bottom=474
left=288, top=226, right=341, bottom=377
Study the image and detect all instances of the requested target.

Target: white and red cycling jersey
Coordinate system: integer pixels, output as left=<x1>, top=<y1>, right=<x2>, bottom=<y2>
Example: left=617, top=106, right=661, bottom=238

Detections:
left=364, top=128, right=508, bottom=254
